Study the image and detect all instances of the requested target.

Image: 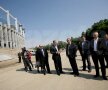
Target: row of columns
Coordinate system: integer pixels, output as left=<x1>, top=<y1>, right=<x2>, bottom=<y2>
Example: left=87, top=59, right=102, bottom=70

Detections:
left=0, top=22, right=25, bottom=49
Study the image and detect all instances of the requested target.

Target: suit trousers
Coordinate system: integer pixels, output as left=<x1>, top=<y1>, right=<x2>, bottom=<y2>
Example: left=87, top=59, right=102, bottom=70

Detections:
left=104, top=55, right=108, bottom=67
left=53, top=55, right=62, bottom=73
left=82, top=54, right=91, bottom=70
left=68, top=55, right=79, bottom=75
left=45, top=59, right=51, bottom=73
left=91, top=51, right=106, bottom=77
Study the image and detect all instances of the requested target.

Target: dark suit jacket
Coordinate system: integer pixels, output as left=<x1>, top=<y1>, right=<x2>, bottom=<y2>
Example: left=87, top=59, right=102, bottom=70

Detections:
left=90, top=38, right=104, bottom=55
left=35, top=48, right=41, bottom=62
left=101, top=39, right=108, bottom=55
left=66, top=43, right=77, bottom=58
left=78, top=42, right=82, bottom=56
left=78, top=40, right=90, bottom=55
left=38, top=48, right=48, bottom=62
left=50, top=45, right=61, bottom=60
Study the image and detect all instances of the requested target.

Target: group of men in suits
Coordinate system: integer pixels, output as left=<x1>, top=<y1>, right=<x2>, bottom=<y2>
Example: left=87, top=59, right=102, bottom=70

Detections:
left=78, top=32, right=108, bottom=80
left=22, top=31, right=108, bottom=80
left=35, top=40, right=78, bottom=76
left=35, top=45, right=51, bottom=75
left=35, top=39, right=79, bottom=76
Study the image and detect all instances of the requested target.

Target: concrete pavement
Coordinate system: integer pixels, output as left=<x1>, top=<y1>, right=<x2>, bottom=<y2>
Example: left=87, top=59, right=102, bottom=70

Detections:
left=0, top=51, right=108, bottom=90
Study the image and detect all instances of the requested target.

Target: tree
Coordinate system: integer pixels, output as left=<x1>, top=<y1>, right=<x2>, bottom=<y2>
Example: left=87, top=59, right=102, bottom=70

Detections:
left=86, top=19, right=108, bottom=40
left=71, top=37, right=79, bottom=45
left=58, top=41, right=67, bottom=49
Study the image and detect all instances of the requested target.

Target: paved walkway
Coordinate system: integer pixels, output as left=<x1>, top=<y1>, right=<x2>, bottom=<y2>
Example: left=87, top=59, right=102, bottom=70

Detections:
left=0, top=54, right=13, bottom=61
left=0, top=52, right=108, bottom=90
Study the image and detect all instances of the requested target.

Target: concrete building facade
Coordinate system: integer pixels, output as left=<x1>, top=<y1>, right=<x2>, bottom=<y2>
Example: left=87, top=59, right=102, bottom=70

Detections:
left=0, top=6, right=25, bottom=49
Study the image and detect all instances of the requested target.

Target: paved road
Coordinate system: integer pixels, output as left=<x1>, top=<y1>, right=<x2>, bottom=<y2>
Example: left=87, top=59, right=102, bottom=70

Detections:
left=0, top=52, right=108, bottom=90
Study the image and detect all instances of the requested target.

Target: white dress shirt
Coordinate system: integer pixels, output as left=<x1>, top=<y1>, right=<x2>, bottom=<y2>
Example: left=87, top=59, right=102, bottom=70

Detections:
left=94, top=38, right=98, bottom=51
left=82, top=41, right=85, bottom=50
left=41, top=49, right=45, bottom=56
left=55, top=45, right=58, bottom=52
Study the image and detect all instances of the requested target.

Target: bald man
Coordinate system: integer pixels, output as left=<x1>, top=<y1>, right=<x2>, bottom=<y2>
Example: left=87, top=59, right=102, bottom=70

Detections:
left=90, top=32, right=107, bottom=80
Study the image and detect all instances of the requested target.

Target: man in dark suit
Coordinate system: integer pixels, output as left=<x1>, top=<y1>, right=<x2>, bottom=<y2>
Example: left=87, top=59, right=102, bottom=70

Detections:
left=66, top=38, right=79, bottom=76
left=78, top=38, right=83, bottom=58
left=50, top=40, right=64, bottom=75
left=38, top=45, right=51, bottom=75
left=35, top=47, right=41, bottom=73
left=102, top=33, right=108, bottom=68
left=90, top=32, right=107, bottom=80
left=78, top=36, right=91, bottom=72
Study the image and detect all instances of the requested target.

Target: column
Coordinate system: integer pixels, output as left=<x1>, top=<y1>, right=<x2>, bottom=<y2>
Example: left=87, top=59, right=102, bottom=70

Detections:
left=19, top=24, right=22, bottom=35
left=14, top=32, right=17, bottom=48
left=18, top=25, right=22, bottom=48
left=21, top=36, right=23, bottom=48
left=19, top=35, right=21, bottom=48
left=11, top=28, right=14, bottom=48
left=7, top=28, right=10, bottom=48
left=22, top=37, right=25, bottom=47
left=22, top=28, right=25, bottom=38
left=16, top=33, right=19, bottom=48
left=6, top=10, right=10, bottom=28
left=4, top=24, right=9, bottom=48
left=21, top=28, right=25, bottom=48
left=7, top=28, right=9, bottom=48
left=13, top=31, right=15, bottom=48
left=12, top=30, right=15, bottom=48
left=0, top=22, right=4, bottom=48
left=17, top=33, right=20, bottom=49
left=8, top=29, right=12, bottom=48
left=14, top=31, right=17, bottom=48
left=15, top=18, right=18, bottom=32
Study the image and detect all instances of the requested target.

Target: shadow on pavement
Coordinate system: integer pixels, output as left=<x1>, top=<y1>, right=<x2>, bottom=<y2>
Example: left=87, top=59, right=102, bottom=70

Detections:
left=16, top=68, right=37, bottom=74
left=63, top=68, right=72, bottom=71
left=16, top=68, right=105, bottom=81
left=78, top=73, right=103, bottom=81
left=16, top=68, right=25, bottom=71
left=79, top=65, right=95, bottom=69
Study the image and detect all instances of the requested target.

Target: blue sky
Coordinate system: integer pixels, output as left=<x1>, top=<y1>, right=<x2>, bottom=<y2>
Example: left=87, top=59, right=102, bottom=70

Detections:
left=0, top=0, right=108, bottom=48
